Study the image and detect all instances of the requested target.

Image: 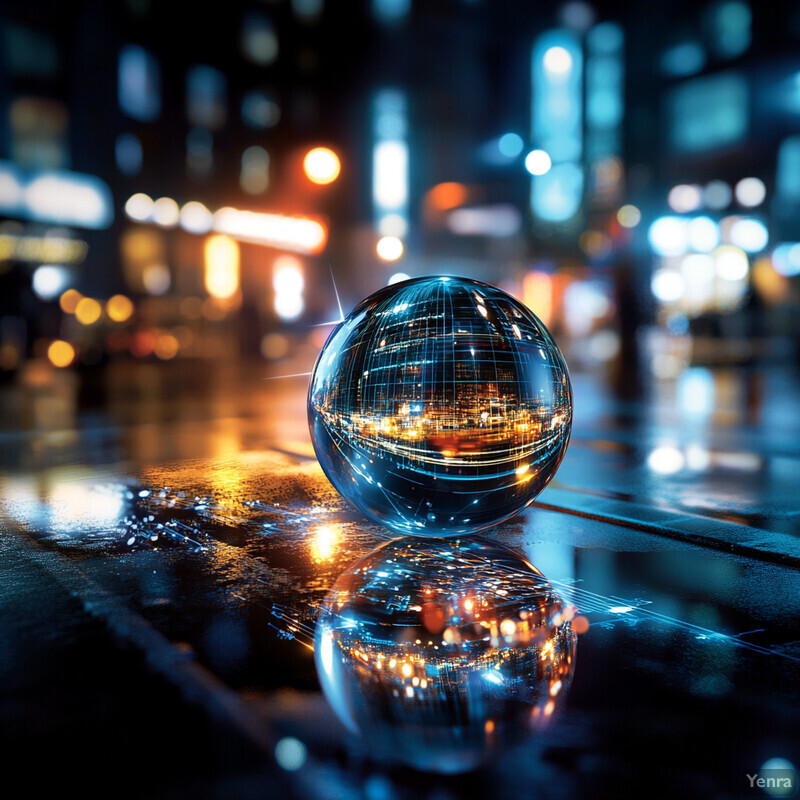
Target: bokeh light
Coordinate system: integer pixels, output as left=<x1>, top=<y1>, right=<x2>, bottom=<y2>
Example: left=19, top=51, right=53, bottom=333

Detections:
left=651, top=270, right=685, bottom=303
left=681, top=254, right=716, bottom=283
left=668, top=184, right=703, bottom=213
left=32, top=265, right=71, bottom=300
left=729, top=218, right=768, bottom=252
left=427, top=182, right=468, bottom=211
left=240, top=146, right=270, bottom=194
left=525, top=149, right=552, bottom=176
left=106, top=294, right=134, bottom=323
left=124, top=193, right=153, bottom=222
left=303, top=147, right=341, bottom=185
left=714, top=246, right=749, bottom=281
left=772, top=244, right=800, bottom=277
left=260, top=332, right=290, bottom=360
left=735, top=177, right=766, bottom=207
left=47, top=339, right=76, bottom=368
left=152, top=196, right=180, bottom=227
left=180, top=201, right=213, bottom=233
left=142, top=264, right=171, bottom=296
left=543, top=45, right=573, bottom=74
left=560, top=1, right=595, bottom=32
left=59, top=289, right=82, bottom=314
left=648, top=216, right=689, bottom=257
left=688, top=216, right=720, bottom=253
left=274, top=293, right=304, bottom=320
left=377, top=213, right=408, bottom=237
left=648, top=445, right=685, bottom=474
left=274, top=737, right=307, bottom=772
left=241, top=13, right=279, bottom=65
left=75, top=297, right=102, bottom=325
left=616, top=204, right=641, bottom=228
left=154, top=333, right=179, bottom=360
left=272, top=255, right=305, bottom=294
left=704, top=180, right=732, bottom=210
left=273, top=255, right=305, bottom=321
left=498, top=132, right=524, bottom=158
left=376, top=235, right=404, bottom=261
left=204, top=235, right=240, bottom=300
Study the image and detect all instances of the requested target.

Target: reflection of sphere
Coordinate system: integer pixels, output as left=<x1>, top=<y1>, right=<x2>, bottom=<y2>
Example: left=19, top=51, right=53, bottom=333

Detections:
left=314, top=537, right=577, bottom=774
left=308, top=276, right=572, bottom=536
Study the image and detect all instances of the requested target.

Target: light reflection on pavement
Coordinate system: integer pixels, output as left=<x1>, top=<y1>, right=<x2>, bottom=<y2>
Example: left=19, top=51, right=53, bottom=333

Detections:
left=1, top=360, right=799, bottom=798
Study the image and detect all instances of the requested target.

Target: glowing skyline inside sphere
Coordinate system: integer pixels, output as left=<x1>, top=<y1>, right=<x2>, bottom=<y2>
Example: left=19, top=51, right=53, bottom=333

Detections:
left=308, top=276, right=572, bottom=536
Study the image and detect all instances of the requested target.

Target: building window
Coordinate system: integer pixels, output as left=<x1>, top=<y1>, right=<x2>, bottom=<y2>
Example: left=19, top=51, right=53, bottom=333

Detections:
left=119, top=45, right=161, bottom=122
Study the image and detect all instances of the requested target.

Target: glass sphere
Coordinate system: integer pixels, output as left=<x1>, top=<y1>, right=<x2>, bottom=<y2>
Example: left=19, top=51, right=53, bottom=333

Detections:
left=308, top=276, right=572, bottom=536
left=314, top=537, right=577, bottom=774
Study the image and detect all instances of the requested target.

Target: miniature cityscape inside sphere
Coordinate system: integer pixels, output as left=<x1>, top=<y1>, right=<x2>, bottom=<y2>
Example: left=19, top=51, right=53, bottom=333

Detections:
left=314, top=537, right=577, bottom=774
left=308, top=276, right=572, bottom=536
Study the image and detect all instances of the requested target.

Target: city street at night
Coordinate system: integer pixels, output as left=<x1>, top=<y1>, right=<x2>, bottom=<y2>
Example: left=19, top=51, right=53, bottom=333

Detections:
left=1, top=1, right=800, bottom=798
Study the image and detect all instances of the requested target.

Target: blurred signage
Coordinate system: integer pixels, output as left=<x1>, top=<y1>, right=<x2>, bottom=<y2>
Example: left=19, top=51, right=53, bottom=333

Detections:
left=124, top=194, right=327, bottom=255
left=668, top=72, right=748, bottom=154
left=0, top=232, right=88, bottom=264
left=0, top=161, right=114, bottom=229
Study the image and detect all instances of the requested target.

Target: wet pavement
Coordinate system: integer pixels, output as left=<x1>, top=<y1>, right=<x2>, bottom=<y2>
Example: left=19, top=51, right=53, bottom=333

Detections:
left=1, top=357, right=799, bottom=799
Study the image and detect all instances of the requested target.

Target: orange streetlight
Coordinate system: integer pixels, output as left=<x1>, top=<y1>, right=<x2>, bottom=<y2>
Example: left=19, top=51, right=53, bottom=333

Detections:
left=303, top=147, right=341, bottom=185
